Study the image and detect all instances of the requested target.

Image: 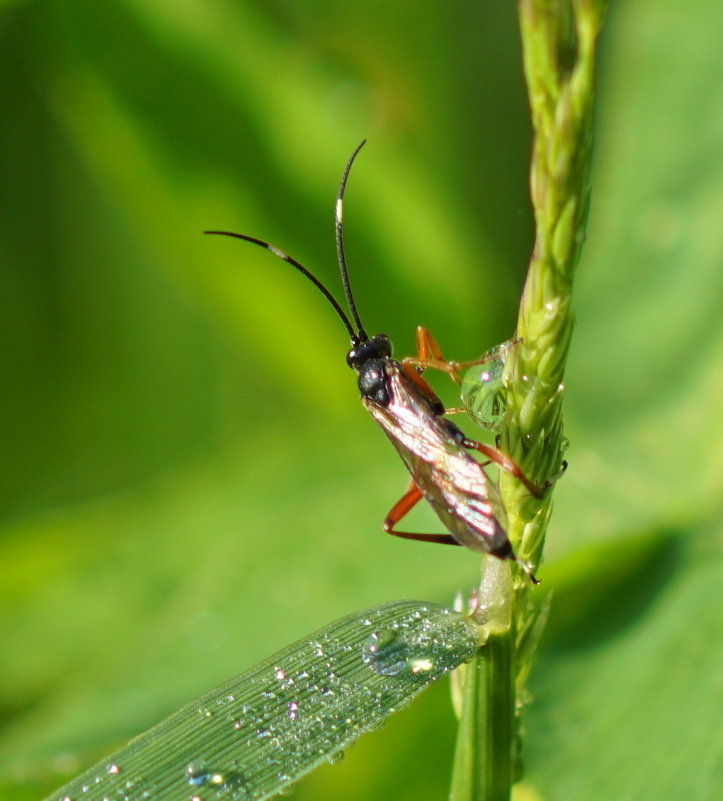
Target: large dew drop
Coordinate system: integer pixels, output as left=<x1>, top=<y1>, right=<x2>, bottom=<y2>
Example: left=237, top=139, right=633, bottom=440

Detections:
left=460, top=340, right=513, bottom=430
left=361, top=629, right=410, bottom=676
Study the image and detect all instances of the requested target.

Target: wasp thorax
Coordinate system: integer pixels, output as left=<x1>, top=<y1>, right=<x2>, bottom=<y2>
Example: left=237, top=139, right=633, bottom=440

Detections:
left=357, top=361, right=390, bottom=406
left=346, top=334, right=392, bottom=369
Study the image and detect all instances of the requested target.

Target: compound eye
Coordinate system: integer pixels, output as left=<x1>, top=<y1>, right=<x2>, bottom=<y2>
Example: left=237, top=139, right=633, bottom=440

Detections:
left=346, top=339, right=374, bottom=366
left=346, top=335, right=393, bottom=368
left=346, top=342, right=369, bottom=370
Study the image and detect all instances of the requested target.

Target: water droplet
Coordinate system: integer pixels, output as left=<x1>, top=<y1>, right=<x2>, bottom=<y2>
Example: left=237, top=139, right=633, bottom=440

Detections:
left=361, top=629, right=410, bottom=676
left=326, top=750, right=345, bottom=765
left=185, top=760, right=210, bottom=787
left=227, top=770, right=250, bottom=798
left=287, top=701, right=299, bottom=721
left=460, top=340, right=512, bottom=430
left=106, top=763, right=120, bottom=775
left=274, top=668, right=286, bottom=681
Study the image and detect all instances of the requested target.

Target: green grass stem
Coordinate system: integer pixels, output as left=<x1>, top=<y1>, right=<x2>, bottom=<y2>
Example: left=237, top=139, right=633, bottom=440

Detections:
left=450, top=3, right=608, bottom=800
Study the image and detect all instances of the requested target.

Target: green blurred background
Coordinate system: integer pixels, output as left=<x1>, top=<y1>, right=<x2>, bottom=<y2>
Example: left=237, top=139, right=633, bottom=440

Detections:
left=1, top=1, right=721, bottom=800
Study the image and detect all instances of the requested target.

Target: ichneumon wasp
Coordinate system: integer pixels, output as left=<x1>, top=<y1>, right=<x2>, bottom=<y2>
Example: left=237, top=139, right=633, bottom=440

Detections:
left=206, top=141, right=546, bottom=583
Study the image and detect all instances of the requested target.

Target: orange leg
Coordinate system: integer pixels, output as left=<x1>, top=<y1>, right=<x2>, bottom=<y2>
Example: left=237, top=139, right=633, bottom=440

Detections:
left=383, top=484, right=460, bottom=547
left=402, top=326, right=463, bottom=384
left=399, top=361, right=443, bottom=404
left=385, top=483, right=539, bottom=584
left=403, top=327, right=519, bottom=385
left=461, top=437, right=546, bottom=499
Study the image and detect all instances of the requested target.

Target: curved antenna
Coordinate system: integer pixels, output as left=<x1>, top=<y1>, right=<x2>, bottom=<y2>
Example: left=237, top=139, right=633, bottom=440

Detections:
left=335, top=139, right=367, bottom=341
left=204, top=230, right=357, bottom=341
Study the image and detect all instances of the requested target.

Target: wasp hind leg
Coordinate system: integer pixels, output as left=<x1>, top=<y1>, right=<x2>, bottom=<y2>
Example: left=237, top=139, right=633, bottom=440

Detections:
left=385, top=483, right=539, bottom=584
left=383, top=483, right=460, bottom=547
left=461, top=438, right=547, bottom=499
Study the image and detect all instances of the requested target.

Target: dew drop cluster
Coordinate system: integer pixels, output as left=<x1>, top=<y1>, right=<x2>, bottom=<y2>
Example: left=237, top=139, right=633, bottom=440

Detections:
left=45, top=601, right=477, bottom=801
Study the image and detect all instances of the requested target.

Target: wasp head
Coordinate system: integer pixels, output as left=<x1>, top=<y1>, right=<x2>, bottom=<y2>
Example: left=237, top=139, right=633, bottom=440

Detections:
left=346, top=333, right=392, bottom=369
left=346, top=334, right=393, bottom=406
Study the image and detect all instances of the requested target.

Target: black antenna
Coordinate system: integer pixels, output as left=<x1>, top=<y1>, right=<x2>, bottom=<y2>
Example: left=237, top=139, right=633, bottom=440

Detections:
left=335, top=140, right=367, bottom=341
left=203, top=230, right=357, bottom=341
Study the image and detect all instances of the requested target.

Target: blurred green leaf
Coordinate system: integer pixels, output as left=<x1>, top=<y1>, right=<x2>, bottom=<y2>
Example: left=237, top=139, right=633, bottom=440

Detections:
left=555, top=0, right=723, bottom=553
left=526, top=520, right=723, bottom=800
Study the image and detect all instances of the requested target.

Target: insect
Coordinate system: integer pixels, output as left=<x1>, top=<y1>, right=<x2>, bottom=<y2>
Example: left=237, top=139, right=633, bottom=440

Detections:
left=206, top=140, right=545, bottom=582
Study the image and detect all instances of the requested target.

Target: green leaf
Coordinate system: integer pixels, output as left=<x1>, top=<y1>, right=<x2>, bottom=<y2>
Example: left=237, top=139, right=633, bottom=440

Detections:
left=554, top=0, right=723, bottom=551
left=40, top=602, right=478, bottom=801
left=525, top=520, right=723, bottom=800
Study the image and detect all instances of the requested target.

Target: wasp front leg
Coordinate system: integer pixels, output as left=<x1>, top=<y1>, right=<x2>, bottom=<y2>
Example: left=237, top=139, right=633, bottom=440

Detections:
left=402, top=327, right=464, bottom=384
left=383, top=483, right=460, bottom=547
left=398, top=328, right=471, bottom=416
left=404, top=327, right=517, bottom=385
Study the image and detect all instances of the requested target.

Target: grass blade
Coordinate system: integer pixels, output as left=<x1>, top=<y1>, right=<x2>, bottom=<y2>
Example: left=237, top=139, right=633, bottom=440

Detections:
left=44, top=601, right=479, bottom=801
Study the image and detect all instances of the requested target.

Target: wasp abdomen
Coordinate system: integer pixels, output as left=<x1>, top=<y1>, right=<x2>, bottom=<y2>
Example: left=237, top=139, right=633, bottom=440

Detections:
left=439, top=418, right=466, bottom=444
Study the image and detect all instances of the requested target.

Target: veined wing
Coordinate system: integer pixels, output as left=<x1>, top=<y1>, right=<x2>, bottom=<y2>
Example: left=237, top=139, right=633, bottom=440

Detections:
left=363, top=362, right=507, bottom=549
